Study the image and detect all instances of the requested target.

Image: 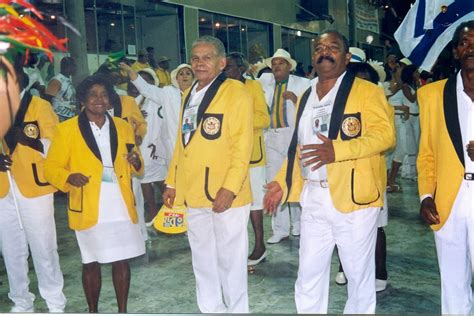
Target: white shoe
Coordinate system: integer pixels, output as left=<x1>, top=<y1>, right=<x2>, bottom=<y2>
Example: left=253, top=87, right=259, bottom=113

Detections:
left=376, top=279, right=387, bottom=292
left=10, top=305, right=34, bottom=313
left=291, top=227, right=300, bottom=237
left=335, top=272, right=347, bottom=285
left=247, top=250, right=267, bottom=266
left=267, top=235, right=289, bottom=244
left=145, top=214, right=159, bottom=227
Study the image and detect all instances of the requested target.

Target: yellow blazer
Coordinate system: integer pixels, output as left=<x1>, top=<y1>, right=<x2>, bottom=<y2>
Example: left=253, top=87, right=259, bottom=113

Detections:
left=44, top=112, right=144, bottom=231
left=417, top=77, right=465, bottom=230
left=166, top=74, right=254, bottom=208
left=245, top=79, right=270, bottom=168
left=275, top=74, right=395, bottom=212
left=117, top=95, right=147, bottom=138
left=155, top=68, right=171, bottom=88
left=0, top=94, right=58, bottom=198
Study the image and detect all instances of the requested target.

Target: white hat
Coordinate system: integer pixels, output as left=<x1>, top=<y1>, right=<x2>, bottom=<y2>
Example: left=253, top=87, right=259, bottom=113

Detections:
left=349, top=47, right=366, bottom=63
left=137, top=68, right=159, bottom=86
left=265, top=48, right=297, bottom=71
left=170, top=63, right=193, bottom=89
left=399, top=57, right=412, bottom=66
left=367, top=59, right=386, bottom=82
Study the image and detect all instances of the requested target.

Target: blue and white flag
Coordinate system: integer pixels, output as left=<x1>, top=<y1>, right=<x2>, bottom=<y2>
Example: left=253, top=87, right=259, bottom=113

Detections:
left=394, top=0, right=474, bottom=71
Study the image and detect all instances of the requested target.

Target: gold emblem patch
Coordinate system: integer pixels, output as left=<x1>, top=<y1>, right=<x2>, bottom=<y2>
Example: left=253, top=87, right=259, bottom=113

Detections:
left=203, top=117, right=220, bottom=136
left=341, top=116, right=361, bottom=138
left=23, top=123, right=39, bottom=139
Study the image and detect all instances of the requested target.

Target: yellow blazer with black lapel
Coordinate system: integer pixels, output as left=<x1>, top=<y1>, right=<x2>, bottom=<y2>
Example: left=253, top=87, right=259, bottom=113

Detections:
left=117, top=95, right=147, bottom=139
left=166, top=73, right=254, bottom=208
left=417, top=76, right=465, bottom=231
left=245, top=78, right=270, bottom=168
left=0, top=92, right=58, bottom=198
left=275, top=73, right=395, bottom=212
left=44, top=111, right=144, bottom=231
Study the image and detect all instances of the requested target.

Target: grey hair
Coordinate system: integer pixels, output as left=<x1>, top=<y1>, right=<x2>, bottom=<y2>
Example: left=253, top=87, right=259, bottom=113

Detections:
left=192, top=35, right=226, bottom=57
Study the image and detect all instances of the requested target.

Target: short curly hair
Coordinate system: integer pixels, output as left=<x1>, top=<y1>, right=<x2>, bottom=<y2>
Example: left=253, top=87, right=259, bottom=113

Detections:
left=76, top=74, right=116, bottom=106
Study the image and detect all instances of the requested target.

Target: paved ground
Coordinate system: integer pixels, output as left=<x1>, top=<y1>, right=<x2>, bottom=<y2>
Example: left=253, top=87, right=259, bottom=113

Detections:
left=0, top=178, right=441, bottom=313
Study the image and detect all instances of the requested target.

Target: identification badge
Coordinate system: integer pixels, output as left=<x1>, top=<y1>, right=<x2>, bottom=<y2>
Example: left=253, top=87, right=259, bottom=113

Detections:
left=312, top=104, right=330, bottom=135
left=102, top=166, right=117, bottom=183
left=182, top=103, right=198, bottom=134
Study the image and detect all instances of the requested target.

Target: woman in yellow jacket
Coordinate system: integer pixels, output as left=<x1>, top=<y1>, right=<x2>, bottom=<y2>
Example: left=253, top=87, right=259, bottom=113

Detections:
left=44, top=75, right=145, bottom=313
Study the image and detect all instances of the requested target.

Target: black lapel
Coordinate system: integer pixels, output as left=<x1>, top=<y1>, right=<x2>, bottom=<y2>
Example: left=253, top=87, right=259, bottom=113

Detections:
left=78, top=111, right=102, bottom=163
left=113, top=92, right=123, bottom=118
left=107, top=113, right=118, bottom=163
left=443, top=75, right=464, bottom=167
left=4, top=91, right=33, bottom=153
left=284, top=87, right=312, bottom=204
left=328, top=72, right=356, bottom=139
left=182, top=72, right=227, bottom=147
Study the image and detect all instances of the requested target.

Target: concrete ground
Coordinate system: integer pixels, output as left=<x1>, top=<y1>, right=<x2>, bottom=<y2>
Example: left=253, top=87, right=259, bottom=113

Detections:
left=0, top=178, right=441, bottom=313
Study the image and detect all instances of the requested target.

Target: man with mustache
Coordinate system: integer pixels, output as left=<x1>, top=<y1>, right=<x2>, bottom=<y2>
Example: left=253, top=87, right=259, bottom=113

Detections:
left=417, top=20, right=474, bottom=314
left=264, top=30, right=394, bottom=313
left=258, top=49, right=310, bottom=244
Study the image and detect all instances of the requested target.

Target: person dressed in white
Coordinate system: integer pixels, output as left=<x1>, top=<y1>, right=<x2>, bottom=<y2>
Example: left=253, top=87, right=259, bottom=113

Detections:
left=417, top=21, right=474, bottom=315
left=264, top=30, right=394, bottom=313
left=0, top=69, right=66, bottom=313
left=120, top=62, right=194, bottom=224
left=258, top=49, right=310, bottom=243
left=162, top=36, right=253, bottom=313
left=400, top=64, right=420, bottom=181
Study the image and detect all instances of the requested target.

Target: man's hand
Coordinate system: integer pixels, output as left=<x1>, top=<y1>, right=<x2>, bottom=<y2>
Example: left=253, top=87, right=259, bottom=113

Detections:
left=67, top=173, right=89, bottom=187
left=467, top=141, right=474, bottom=161
left=126, top=151, right=141, bottom=170
left=420, top=197, right=440, bottom=225
left=163, top=187, right=176, bottom=208
left=263, top=181, right=283, bottom=215
left=282, top=91, right=297, bottom=104
left=118, top=62, right=138, bottom=81
left=212, top=188, right=235, bottom=213
left=300, top=133, right=335, bottom=171
left=0, top=154, right=12, bottom=172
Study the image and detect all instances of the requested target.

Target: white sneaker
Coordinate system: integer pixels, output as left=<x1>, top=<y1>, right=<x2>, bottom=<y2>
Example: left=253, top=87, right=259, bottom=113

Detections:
left=335, top=272, right=347, bottom=285
left=376, top=279, right=387, bottom=292
left=291, top=227, right=300, bottom=237
left=10, top=305, right=34, bottom=313
left=267, top=235, right=289, bottom=244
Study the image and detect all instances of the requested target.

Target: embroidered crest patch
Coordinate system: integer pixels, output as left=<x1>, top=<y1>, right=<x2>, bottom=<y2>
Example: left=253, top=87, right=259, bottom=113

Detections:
left=341, top=116, right=361, bottom=138
left=23, top=123, right=39, bottom=139
left=203, top=116, right=221, bottom=136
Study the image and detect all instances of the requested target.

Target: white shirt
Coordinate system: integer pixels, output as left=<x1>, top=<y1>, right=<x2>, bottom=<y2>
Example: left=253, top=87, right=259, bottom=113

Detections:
left=402, top=86, right=418, bottom=114
left=298, top=72, right=346, bottom=181
left=457, top=71, right=474, bottom=174
left=89, top=116, right=113, bottom=169
left=183, top=76, right=219, bottom=144
left=388, top=89, right=404, bottom=114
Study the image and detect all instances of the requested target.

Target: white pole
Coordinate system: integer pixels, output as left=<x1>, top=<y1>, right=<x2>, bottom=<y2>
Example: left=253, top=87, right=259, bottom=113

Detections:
left=0, top=142, right=23, bottom=230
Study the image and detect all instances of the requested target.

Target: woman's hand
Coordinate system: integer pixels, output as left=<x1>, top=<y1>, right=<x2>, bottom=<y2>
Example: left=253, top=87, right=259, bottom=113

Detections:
left=67, top=173, right=89, bottom=187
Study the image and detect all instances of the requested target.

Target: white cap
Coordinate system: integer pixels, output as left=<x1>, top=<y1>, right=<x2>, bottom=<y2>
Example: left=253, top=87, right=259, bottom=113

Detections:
left=349, top=47, right=366, bottom=63
left=170, top=63, right=193, bottom=89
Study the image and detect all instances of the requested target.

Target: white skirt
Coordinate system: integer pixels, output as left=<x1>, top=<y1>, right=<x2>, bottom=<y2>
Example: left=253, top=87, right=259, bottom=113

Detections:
left=75, top=181, right=146, bottom=264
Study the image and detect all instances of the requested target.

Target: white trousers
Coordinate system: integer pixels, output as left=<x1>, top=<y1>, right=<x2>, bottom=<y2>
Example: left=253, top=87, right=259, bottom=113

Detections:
left=0, top=179, right=66, bottom=311
left=434, top=180, right=474, bottom=314
left=295, top=182, right=378, bottom=314
left=186, top=204, right=250, bottom=313
left=265, top=127, right=301, bottom=236
left=401, top=115, right=420, bottom=179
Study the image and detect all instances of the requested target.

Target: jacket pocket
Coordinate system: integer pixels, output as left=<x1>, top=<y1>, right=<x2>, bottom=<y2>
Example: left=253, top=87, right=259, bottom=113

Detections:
left=68, top=186, right=84, bottom=213
left=204, top=167, right=215, bottom=202
left=31, top=163, right=49, bottom=187
left=350, top=159, right=380, bottom=205
left=250, top=136, right=263, bottom=165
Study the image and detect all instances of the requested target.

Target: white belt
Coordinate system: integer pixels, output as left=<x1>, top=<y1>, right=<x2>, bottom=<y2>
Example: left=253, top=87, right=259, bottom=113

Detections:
left=306, top=179, right=329, bottom=188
